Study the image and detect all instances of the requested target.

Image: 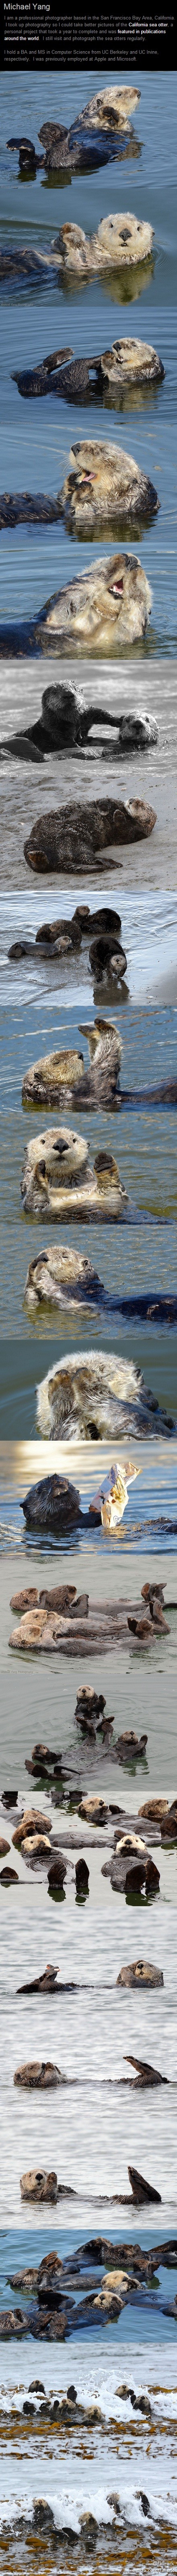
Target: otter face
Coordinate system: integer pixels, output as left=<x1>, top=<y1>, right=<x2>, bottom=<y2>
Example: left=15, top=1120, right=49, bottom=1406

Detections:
left=83, top=86, right=140, bottom=131
left=62, top=438, right=158, bottom=531
left=21, top=1126, right=88, bottom=1213
left=22, top=1047, right=84, bottom=1107
left=39, top=551, right=151, bottom=651
left=96, top=215, right=153, bottom=268
left=101, top=337, right=164, bottom=386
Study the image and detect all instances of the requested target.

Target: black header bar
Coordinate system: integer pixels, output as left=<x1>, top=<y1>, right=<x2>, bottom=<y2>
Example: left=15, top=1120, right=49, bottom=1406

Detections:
left=1, top=10, right=177, bottom=74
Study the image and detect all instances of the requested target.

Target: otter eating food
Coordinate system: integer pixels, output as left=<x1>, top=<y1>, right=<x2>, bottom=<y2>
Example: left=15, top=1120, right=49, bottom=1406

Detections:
left=36, top=1352, right=174, bottom=1442
left=21, top=1127, right=128, bottom=1222
left=60, top=439, right=159, bottom=532
left=24, top=793, right=156, bottom=873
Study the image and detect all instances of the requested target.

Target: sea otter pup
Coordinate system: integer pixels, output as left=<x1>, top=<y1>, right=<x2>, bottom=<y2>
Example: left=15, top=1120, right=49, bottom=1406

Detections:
left=21, top=1128, right=128, bottom=1222
left=36, top=1354, right=173, bottom=1442
left=24, top=793, right=156, bottom=871
left=34, top=554, right=152, bottom=653
left=61, top=438, right=159, bottom=532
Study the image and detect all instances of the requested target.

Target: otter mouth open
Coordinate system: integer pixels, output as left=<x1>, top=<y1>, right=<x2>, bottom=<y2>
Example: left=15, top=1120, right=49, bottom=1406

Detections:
left=108, top=578, right=124, bottom=596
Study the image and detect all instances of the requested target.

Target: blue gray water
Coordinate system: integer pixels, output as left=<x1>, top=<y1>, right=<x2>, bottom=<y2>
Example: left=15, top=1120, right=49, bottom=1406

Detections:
left=0, top=72, right=177, bottom=651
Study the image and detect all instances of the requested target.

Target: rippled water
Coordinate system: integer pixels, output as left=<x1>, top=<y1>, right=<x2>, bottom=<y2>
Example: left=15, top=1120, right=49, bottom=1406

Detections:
left=0, top=73, right=177, bottom=652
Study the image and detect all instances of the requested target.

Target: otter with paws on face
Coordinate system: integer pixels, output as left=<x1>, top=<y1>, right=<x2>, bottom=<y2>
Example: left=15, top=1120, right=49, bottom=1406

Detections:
left=34, top=553, right=152, bottom=653
left=36, top=1351, right=174, bottom=1442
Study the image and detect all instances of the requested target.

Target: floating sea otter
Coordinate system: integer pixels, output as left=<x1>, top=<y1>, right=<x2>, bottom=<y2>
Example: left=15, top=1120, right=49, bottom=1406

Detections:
left=3, top=684, right=158, bottom=763
left=21, top=1019, right=122, bottom=1109
left=7, top=88, right=141, bottom=177
left=60, top=438, right=159, bottom=532
left=0, top=555, right=152, bottom=658
left=52, top=213, right=154, bottom=276
left=13, top=323, right=161, bottom=406
left=21, top=1128, right=128, bottom=1222
left=36, top=1353, right=173, bottom=1442
left=23, top=1252, right=177, bottom=1328
left=0, top=436, right=159, bottom=534
left=24, top=793, right=156, bottom=873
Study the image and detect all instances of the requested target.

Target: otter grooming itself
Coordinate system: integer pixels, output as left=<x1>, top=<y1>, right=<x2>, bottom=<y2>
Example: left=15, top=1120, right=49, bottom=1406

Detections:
left=21, top=1019, right=122, bottom=1110
left=8, top=333, right=163, bottom=407
left=21, top=1128, right=128, bottom=1222
left=0, top=437, right=159, bottom=535
left=60, top=438, right=159, bottom=532
left=2, top=683, right=158, bottom=763
left=24, top=794, right=156, bottom=872
left=24, top=1248, right=104, bottom=1312
left=36, top=1352, right=174, bottom=1443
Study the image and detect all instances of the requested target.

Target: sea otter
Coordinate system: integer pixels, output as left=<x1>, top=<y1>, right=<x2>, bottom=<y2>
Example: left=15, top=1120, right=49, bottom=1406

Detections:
left=21, top=1128, right=128, bottom=1222
left=24, top=793, right=156, bottom=872
left=21, top=1019, right=122, bottom=1109
left=0, top=438, right=159, bottom=534
left=0, top=554, right=153, bottom=659
left=54, top=213, right=154, bottom=276
left=36, top=1352, right=174, bottom=1442
left=2, top=684, right=158, bottom=763
left=7, top=89, right=141, bottom=178
left=60, top=438, right=159, bottom=532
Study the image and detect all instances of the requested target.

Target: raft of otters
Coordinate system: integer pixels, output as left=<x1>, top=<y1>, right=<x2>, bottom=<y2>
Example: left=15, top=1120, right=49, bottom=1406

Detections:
left=0, top=435, right=159, bottom=530
left=0, top=555, right=153, bottom=656
left=6, top=87, right=142, bottom=174
left=2, top=2236, right=177, bottom=2347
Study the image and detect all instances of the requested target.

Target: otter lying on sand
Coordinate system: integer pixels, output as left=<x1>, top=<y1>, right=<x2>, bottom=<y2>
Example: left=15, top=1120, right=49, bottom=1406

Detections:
left=36, top=1350, right=174, bottom=1441
left=7, top=89, right=141, bottom=177
left=3, top=683, right=158, bottom=762
left=24, top=794, right=156, bottom=872
left=0, top=556, right=152, bottom=658
left=21, top=1128, right=128, bottom=1222
left=0, top=437, right=159, bottom=534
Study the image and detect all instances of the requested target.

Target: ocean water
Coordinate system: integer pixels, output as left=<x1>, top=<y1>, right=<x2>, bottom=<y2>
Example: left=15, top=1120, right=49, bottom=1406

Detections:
left=0, top=72, right=177, bottom=653
left=0, top=1438, right=177, bottom=1554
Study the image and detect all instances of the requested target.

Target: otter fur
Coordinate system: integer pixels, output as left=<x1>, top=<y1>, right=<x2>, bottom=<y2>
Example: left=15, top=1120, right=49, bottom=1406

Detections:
left=61, top=439, right=159, bottom=532
left=34, top=554, right=152, bottom=653
left=24, top=793, right=155, bottom=872
left=21, top=1128, right=128, bottom=1222
left=21, top=1018, right=122, bottom=1109
left=36, top=1353, right=173, bottom=1443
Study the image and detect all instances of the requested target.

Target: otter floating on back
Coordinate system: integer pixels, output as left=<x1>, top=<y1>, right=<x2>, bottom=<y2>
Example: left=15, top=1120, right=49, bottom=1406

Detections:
left=36, top=1354, right=174, bottom=1444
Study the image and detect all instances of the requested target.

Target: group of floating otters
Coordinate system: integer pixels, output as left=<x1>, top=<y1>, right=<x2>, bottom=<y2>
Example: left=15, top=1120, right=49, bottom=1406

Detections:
left=0, top=87, right=166, bottom=655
